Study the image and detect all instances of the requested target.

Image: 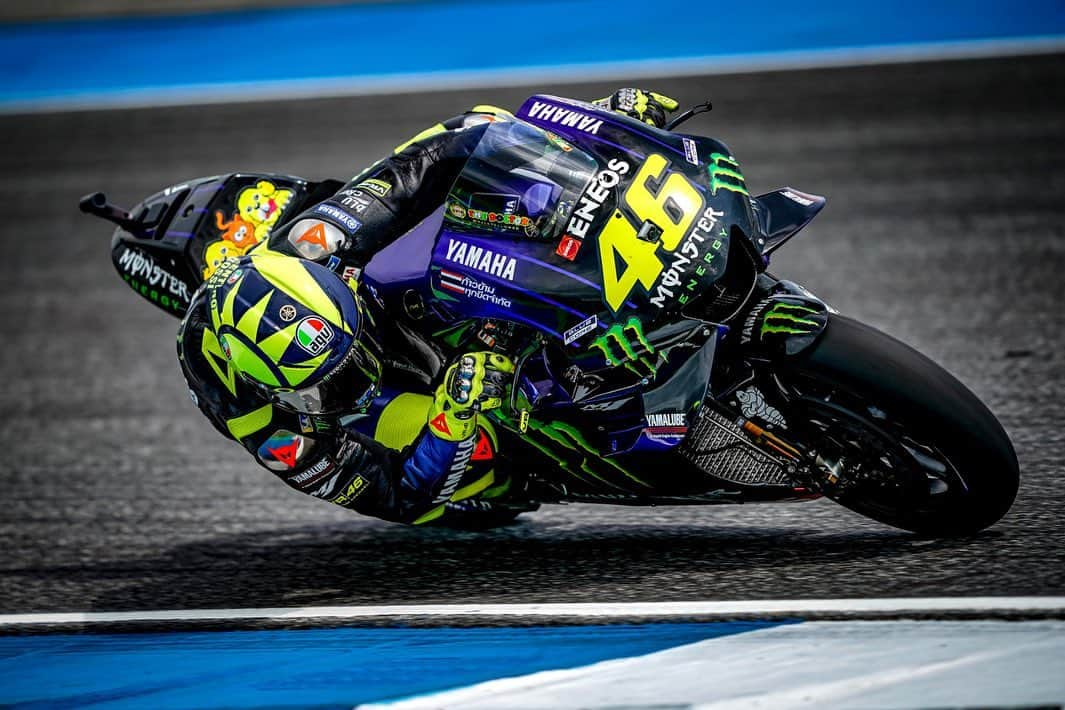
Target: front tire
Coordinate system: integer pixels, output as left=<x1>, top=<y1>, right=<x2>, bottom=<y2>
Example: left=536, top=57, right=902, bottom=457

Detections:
left=778, top=315, right=1019, bottom=536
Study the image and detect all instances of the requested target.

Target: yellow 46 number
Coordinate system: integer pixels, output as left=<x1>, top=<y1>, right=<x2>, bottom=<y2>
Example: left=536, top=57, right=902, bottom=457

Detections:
left=598, top=154, right=704, bottom=313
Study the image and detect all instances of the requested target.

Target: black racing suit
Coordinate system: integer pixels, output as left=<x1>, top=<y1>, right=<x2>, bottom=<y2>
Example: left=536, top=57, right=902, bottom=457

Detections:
left=178, top=109, right=510, bottom=524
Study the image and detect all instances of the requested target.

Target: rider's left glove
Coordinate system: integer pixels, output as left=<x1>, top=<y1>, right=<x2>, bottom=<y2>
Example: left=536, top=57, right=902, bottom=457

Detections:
left=594, top=88, right=679, bottom=128
left=427, top=352, right=514, bottom=442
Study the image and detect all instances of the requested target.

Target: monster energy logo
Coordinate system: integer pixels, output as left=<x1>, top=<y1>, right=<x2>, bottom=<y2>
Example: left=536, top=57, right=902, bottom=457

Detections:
left=490, top=410, right=651, bottom=491
left=761, top=302, right=821, bottom=337
left=708, top=153, right=748, bottom=196
left=590, top=317, right=657, bottom=378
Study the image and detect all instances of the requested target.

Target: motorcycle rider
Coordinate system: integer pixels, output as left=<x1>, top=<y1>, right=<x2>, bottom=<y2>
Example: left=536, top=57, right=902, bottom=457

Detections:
left=178, top=89, right=679, bottom=525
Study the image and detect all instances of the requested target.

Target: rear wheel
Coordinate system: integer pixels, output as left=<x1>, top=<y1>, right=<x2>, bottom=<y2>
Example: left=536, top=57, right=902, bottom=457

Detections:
left=776, top=315, right=1019, bottom=536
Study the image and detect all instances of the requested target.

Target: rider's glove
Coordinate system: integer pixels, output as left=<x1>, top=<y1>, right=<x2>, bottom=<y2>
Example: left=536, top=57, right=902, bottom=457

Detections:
left=594, top=88, right=679, bottom=128
left=427, top=352, right=514, bottom=442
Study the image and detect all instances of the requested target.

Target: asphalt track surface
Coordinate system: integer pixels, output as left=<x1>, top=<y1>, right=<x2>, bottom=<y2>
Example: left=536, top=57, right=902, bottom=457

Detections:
left=1, top=54, right=1063, bottom=616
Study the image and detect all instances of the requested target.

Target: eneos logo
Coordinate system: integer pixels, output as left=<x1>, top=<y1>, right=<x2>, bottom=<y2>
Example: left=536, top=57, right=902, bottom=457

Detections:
left=295, top=317, right=334, bottom=355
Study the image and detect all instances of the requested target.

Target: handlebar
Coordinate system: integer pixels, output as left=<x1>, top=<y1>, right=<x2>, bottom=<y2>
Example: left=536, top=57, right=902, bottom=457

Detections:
left=664, top=101, right=713, bottom=131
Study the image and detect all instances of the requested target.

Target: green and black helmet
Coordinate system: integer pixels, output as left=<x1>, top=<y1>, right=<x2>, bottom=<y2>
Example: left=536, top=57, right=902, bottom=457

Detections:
left=205, top=253, right=382, bottom=414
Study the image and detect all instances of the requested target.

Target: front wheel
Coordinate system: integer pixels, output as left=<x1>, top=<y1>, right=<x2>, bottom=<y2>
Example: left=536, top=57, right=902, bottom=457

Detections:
left=775, top=315, right=1019, bottom=536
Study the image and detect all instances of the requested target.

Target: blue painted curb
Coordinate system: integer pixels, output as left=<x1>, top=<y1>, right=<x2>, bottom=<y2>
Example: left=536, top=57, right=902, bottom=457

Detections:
left=0, top=621, right=784, bottom=707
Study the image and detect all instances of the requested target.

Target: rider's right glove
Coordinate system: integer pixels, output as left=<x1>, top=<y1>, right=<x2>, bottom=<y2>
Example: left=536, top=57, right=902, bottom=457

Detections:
left=426, top=352, right=515, bottom=442
left=594, top=88, right=679, bottom=128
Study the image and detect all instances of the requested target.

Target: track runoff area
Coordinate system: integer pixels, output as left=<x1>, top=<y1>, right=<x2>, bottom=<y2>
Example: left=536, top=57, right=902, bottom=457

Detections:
left=1, top=599, right=1064, bottom=707
left=4, top=2, right=1065, bottom=708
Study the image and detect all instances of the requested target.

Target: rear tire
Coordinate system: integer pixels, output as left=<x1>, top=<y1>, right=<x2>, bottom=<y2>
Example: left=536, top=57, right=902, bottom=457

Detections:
left=779, top=315, right=1019, bottom=536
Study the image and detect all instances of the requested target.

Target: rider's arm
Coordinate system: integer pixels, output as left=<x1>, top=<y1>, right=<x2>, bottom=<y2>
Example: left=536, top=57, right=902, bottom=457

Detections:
left=265, top=111, right=496, bottom=268
left=178, top=295, right=494, bottom=524
left=264, top=90, right=677, bottom=268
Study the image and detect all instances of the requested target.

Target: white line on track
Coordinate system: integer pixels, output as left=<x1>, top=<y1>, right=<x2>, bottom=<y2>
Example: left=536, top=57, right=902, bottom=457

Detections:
left=1, top=597, right=1063, bottom=626
left=3, top=35, right=1064, bottom=115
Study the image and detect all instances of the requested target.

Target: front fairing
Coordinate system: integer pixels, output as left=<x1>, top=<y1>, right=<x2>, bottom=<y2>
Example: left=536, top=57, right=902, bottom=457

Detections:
left=419, top=98, right=763, bottom=354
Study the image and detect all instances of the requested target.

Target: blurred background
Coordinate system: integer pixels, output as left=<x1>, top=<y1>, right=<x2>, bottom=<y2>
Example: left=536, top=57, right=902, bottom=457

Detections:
left=0, top=0, right=1063, bottom=615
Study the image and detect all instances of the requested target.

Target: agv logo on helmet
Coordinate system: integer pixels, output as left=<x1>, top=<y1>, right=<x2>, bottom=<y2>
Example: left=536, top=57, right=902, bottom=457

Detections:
left=296, top=316, right=334, bottom=355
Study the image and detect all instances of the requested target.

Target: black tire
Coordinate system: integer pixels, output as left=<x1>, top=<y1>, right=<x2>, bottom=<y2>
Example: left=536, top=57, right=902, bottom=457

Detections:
left=779, top=315, right=1019, bottom=536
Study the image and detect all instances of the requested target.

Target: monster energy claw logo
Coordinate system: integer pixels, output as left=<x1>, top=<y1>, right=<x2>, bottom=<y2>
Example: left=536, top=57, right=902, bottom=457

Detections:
left=590, top=317, right=657, bottom=378
left=708, top=153, right=748, bottom=196
left=760, top=302, right=821, bottom=337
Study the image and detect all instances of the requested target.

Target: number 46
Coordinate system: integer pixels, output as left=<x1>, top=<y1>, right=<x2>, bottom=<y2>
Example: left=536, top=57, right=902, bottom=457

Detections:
left=598, top=154, right=704, bottom=313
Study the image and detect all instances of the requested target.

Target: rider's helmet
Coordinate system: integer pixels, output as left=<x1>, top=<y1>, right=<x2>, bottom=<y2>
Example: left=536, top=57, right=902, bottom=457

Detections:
left=206, top=252, right=382, bottom=414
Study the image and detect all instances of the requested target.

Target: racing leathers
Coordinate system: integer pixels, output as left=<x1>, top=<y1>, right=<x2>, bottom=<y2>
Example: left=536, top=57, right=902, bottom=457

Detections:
left=178, top=90, right=678, bottom=525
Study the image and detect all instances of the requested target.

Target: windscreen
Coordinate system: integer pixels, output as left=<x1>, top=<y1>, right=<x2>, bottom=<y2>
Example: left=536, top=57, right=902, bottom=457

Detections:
left=445, top=119, right=599, bottom=241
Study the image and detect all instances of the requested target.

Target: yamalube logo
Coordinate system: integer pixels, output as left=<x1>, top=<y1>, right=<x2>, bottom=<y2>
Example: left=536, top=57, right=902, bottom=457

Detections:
left=295, top=317, right=334, bottom=355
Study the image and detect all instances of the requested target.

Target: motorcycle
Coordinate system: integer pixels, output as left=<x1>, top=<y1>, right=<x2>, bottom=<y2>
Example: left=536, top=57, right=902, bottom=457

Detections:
left=82, top=94, right=1019, bottom=536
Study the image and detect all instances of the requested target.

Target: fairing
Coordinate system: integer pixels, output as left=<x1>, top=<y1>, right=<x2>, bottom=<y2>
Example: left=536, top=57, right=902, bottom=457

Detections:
left=752, top=187, right=826, bottom=255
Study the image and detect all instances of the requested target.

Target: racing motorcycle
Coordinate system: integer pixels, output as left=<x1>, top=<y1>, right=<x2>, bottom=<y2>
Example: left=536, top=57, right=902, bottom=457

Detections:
left=82, top=95, right=1019, bottom=536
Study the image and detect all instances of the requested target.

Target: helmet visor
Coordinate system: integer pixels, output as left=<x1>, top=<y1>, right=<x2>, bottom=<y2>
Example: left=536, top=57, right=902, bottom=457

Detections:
left=270, top=337, right=381, bottom=414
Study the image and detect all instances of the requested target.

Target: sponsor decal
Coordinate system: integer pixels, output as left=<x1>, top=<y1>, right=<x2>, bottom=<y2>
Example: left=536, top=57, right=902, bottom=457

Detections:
left=682, top=137, right=699, bottom=166
left=464, top=208, right=531, bottom=229
left=288, top=218, right=347, bottom=260
left=736, top=387, right=787, bottom=428
left=563, top=314, right=598, bottom=346
left=643, top=411, right=688, bottom=444
left=439, top=269, right=512, bottom=307
left=279, top=304, right=297, bottom=322
left=355, top=179, right=391, bottom=197
left=591, top=316, right=657, bottom=378
left=448, top=202, right=467, bottom=219
left=567, top=158, right=630, bottom=241
left=341, top=265, right=361, bottom=281
left=226, top=268, right=243, bottom=285
left=298, top=413, right=314, bottom=434
left=526, top=100, right=604, bottom=135
left=782, top=189, right=815, bottom=206
left=117, top=247, right=192, bottom=303
left=443, top=239, right=517, bottom=281
left=331, top=475, right=369, bottom=505
left=472, top=429, right=494, bottom=461
left=337, top=188, right=373, bottom=213
left=556, top=234, right=581, bottom=261
left=760, top=302, right=821, bottom=337
left=518, top=409, right=530, bottom=433
left=298, top=223, right=329, bottom=248
left=257, top=430, right=306, bottom=472
left=741, top=299, right=773, bottom=345
left=645, top=412, right=687, bottom=429
left=649, top=206, right=726, bottom=309
left=290, top=456, right=335, bottom=487
left=741, top=299, right=822, bottom=344
left=313, top=203, right=362, bottom=233
left=430, top=412, right=452, bottom=436
left=219, top=334, right=233, bottom=360
left=433, top=436, right=477, bottom=503
left=295, top=316, right=334, bottom=355
left=707, top=153, right=748, bottom=196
